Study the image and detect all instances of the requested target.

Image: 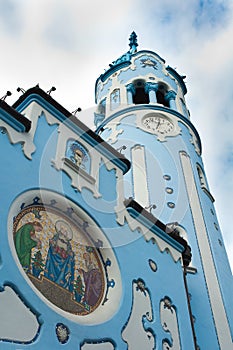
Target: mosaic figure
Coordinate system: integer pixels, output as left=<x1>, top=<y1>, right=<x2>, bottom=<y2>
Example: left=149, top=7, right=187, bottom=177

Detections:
left=44, top=220, right=75, bottom=292
left=79, top=250, right=103, bottom=307
left=66, top=140, right=91, bottom=172
left=14, top=221, right=42, bottom=272
left=71, top=146, right=84, bottom=167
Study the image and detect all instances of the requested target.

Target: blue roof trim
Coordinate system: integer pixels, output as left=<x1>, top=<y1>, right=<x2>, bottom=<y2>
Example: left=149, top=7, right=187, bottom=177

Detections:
left=0, top=102, right=31, bottom=132
left=0, top=108, right=24, bottom=132
left=166, top=66, right=187, bottom=95
left=126, top=205, right=185, bottom=253
left=12, top=87, right=131, bottom=175
left=100, top=61, right=131, bottom=83
left=95, top=61, right=131, bottom=103
left=95, top=49, right=166, bottom=101
left=132, top=49, right=166, bottom=63
left=64, top=116, right=131, bottom=174
left=13, top=93, right=69, bottom=124
left=96, top=104, right=202, bottom=155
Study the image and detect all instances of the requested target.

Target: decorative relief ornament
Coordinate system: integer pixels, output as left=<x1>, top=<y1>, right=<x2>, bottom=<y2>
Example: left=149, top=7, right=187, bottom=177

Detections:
left=160, top=297, right=181, bottom=349
left=140, top=58, right=158, bottom=69
left=56, top=323, right=70, bottom=344
left=189, top=130, right=201, bottom=156
left=149, top=259, right=157, bottom=272
left=140, top=113, right=181, bottom=141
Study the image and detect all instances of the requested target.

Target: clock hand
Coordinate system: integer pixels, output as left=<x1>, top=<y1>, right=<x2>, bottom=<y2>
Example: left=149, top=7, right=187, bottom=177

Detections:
left=156, top=119, right=161, bottom=129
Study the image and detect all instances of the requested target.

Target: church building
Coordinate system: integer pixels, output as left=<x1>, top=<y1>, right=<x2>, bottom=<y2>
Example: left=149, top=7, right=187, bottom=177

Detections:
left=0, top=32, right=232, bottom=349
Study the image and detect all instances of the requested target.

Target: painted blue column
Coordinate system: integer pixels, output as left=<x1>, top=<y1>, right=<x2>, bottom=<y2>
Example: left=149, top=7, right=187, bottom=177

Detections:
left=126, top=83, right=135, bottom=105
left=165, top=90, right=177, bottom=110
left=145, top=82, right=159, bottom=103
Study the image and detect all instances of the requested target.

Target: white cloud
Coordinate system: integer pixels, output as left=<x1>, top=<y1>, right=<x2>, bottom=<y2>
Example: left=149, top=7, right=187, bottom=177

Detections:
left=0, top=0, right=232, bottom=270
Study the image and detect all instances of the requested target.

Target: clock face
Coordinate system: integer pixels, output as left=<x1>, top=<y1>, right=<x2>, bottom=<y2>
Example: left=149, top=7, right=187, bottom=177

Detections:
left=139, top=113, right=181, bottom=141
left=142, top=115, right=174, bottom=134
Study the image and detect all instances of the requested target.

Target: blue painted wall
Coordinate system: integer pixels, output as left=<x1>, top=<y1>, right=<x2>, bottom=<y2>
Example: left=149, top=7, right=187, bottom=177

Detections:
left=0, top=92, right=195, bottom=349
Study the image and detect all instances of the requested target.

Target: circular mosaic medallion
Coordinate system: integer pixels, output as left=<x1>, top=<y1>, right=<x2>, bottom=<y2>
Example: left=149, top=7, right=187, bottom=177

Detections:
left=13, top=205, right=105, bottom=316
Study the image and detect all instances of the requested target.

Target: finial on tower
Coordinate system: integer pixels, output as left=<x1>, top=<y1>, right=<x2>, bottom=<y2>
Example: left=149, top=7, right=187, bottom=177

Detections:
left=129, top=31, right=138, bottom=54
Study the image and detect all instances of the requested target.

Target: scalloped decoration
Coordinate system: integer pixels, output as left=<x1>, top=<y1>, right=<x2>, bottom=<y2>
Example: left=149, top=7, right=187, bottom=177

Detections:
left=0, top=285, right=40, bottom=343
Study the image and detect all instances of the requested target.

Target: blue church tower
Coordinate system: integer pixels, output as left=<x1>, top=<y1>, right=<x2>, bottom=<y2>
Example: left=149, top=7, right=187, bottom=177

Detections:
left=0, top=33, right=232, bottom=349
left=95, top=32, right=233, bottom=349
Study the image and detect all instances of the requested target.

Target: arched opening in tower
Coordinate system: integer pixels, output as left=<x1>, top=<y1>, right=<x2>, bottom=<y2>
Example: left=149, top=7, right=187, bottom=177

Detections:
left=156, top=84, right=169, bottom=107
left=133, top=81, right=149, bottom=104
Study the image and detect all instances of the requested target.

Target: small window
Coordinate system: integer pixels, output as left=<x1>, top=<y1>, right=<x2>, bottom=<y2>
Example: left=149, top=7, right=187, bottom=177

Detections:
left=132, top=80, right=149, bottom=104
left=110, top=89, right=121, bottom=110
left=95, top=100, right=106, bottom=127
left=98, top=98, right=106, bottom=115
left=197, top=164, right=207, bottom=189
left=196, top=163, right=214, bottom=202
left=180, top=98, right=188, bottom=117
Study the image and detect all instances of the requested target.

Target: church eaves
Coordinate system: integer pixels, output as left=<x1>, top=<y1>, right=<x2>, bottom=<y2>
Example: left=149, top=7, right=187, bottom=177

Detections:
left=12, top=85, right=131, bottom=174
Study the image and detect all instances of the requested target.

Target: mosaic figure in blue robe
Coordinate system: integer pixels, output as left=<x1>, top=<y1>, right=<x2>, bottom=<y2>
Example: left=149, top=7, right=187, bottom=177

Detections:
left=44, top=220, right=75, bottom=292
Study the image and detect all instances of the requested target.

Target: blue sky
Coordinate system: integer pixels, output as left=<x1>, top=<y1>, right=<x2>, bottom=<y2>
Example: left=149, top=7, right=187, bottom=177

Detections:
left=0, top=0, right=232, bottom=270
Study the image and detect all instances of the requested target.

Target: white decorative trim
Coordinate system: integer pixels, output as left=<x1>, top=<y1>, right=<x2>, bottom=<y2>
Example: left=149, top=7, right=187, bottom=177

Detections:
left=81, top=343, right=114, bottom=349
left=112, top=165, right=182, bottom=262
left=96, top=80, right=104, bottom=102
left=189, top=129, right=201, bottom=156
left=8, top=101, right=127, bottom=202
left=102, top=108, right=200, bottom=155
left=114, top=168, right=127, bottom=226
left=160, top=297, right=181, bottom=349
left=0, top=286, right=39, bottom=342
left=0, top=102, right=59, bottom=159
left=105, top=122, right=124, bottom=144
left=104, top=113, right=135, bottom=145
left=116, top=208, right=182, bottom=263
left=131, top=145, right=150, bottom=207
left=180, top=151, right=233, bottom=348
left=122, top=280, right=155, bottom=349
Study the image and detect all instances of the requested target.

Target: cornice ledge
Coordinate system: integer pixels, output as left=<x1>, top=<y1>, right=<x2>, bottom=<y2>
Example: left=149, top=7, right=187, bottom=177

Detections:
left=12, top=87, right=131, bottom=174
left=0, top=100, right=31, bottom=132
left=123, top=198, right=188, bottom=263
